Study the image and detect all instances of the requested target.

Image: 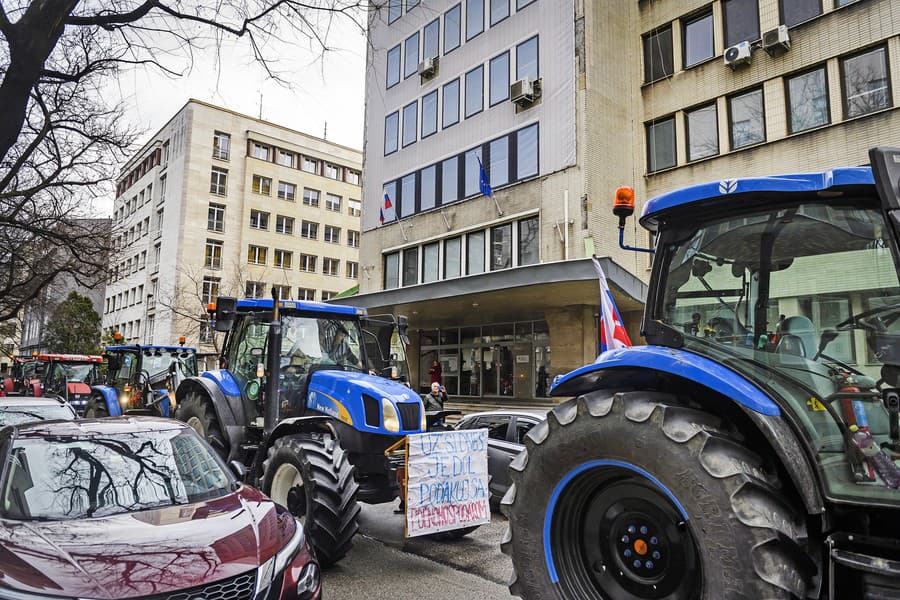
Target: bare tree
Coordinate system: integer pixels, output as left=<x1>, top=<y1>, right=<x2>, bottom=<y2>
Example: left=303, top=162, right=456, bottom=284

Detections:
left=0, top=0, right=370, bottom=324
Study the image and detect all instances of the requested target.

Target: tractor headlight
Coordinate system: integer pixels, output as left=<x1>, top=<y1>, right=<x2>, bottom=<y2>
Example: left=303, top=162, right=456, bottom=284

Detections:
left=382, top=398, right=400, bottom=432
left=420, top=406, right=427, bottom=431
left=119, top=385, right=132, bottom=407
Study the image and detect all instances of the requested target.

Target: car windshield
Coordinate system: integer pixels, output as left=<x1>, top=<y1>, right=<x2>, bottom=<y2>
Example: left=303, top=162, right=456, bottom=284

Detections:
left=282, top=315, right=365, bottom=371
left=0, top=405, right=75, bottom=427
left=0, top=428, right=232, bottom=520
left=659, top=200, right=900, bottom=504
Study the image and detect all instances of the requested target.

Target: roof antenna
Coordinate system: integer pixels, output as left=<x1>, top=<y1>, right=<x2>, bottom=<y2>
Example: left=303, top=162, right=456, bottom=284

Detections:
left=258, top=92, right=263, bottom=120
left=323, top=121, right=328, bottom=140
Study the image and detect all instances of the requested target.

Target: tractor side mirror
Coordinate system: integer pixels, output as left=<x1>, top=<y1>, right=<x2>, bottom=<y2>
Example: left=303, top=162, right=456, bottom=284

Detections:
left=397, top=315, right=410, bottom=344
left=107, top=354, right=122, bottom=371
left=214, top=296, right=238, bottom=332
left=228, top=459, right=248, bottom=480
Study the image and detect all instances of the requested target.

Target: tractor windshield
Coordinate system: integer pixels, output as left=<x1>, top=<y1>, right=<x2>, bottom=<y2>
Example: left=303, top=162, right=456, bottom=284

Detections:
left=53, top=363, right=97, bottom=383
left=659, top=200, right=900, bottom=504
left=281, top=315, right=366, bottom=372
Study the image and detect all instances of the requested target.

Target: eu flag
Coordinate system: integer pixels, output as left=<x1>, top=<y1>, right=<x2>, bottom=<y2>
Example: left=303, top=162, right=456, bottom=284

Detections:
left=477, top=157, right=493, bottom=198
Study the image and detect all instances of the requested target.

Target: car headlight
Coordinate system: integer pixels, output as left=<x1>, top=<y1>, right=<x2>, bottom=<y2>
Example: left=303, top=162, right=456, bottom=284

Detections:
left=382, top=397, right=400, bottom=432
left=256, top=519, right=306, bottom=594
left=296, top=562, right=320, bottom=598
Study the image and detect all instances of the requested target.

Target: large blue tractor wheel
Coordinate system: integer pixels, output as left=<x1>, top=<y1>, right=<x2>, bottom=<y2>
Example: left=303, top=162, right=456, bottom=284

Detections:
left=501, top=390, right=815, bottom=600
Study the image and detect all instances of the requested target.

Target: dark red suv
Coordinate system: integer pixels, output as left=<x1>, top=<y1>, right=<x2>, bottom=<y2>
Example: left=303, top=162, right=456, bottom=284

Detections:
left=0, top=417, right=321, bottom=599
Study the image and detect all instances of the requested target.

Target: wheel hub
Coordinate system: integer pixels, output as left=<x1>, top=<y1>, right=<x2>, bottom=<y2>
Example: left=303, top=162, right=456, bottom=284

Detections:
left=271, top=464, right=307, bottom=524
left=612, top=514, right=668, bottom=581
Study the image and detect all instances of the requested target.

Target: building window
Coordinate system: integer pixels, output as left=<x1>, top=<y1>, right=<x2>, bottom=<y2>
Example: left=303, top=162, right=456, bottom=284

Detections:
left=841, top=46, right=891, bottom=119
left=516, top=36, right=539, bottom=81
left=442, top=156, right=459, bottom=204
left=277, top=181, right=296, bottom=201
left=213, top=131, right=230, bottom=160
left=162, top=140, right=170, bottom=165
left=159, top=174, right=166, bottom=203
left=324, top=225, right=341, bottom=244
left=302, top=156, right=319, bottom=174
left=490, top=0, right=509, bottom=26
left=277, top=150, right=294, bottom=167
left=387, top=44, right=401, bottom=88
left=347, top=261, right=359, bottom=279
left=273, top=285, right=291, bottom=300
left=647, top=117, right=676, bottom=172
left=303, top=188, right=320, bottom=207
left=347, top=171, right=361, bottom=186
left=517, top=0, right=535, bottom=9
left=643, top=26, right=673, bottom=83
left=250, top=209, right=270, bottom=230
left=786, top=66, right=829, bottom=133
left=404, top=32, right=419, bottom=79
left=490, top=51, right=510, bottom=106
left=321, top=291, right=338, bottom=301
left=686, top=104, right=719, bottom=161
left=443, top=79, right=460, bottom=128
left=385, top=111, right=399, bottom=155
left=408, top=0, right=419, bottom=9
left=201, top=277, right=220, bottom=304
left=385, top=252, right=400, bottom=289
left=465, top=65, right=484, bottom=118
left=301, top=221, right=319, bottom=239
left=274, top=249, right=293, bottom=269
left=207, top=203, right=225, bottom=233
left=683, top=11, right=714, bottom=68
left=445, top=4, right=461, bottom=54
left=491, top=223, right=512, bottom=270
left=723, top=0, right=760, bottom=47
left=781, top=0, right=821, bottom=27
left=210, top=167, right=227, bottom=196
left=245, top=281, right=266, bottom=298
left=323, top=257, right=340, bottom=276
left=388, top=0, right=401, bottom=23
left=300, top=254, right=317, bottom=272
left=421, top=165, right=437, bottom=211
left=422, top=91, right=438, bottom=138
left=516, top=123, right=539, bottom=180
left=402, top=101, right=418, bottom=147
left=276, top=215, right=294, bottom=235
left=518, top=217, right=539, bottom=266
left=326, top=193, right=342, bottom=212
left=403, top=247, right=419, bottom=286
left=401, top=173, right=416, bottom=217
left=325, top=163, right=341, bottom=180
left=252, top=175, right=272, bottom=195
left=348, top=200, right=362, bottom=217
left=444, top=236, right=461, bottom=278
left=465, top=147, right=483, bottom=197
left=348, top=230, right=360, bottom=247
left=248, top=245, right=267, bottom=265
left=298, top=288, right=316, bottom=301
left=466, top=0, right=484, bottom=40
left=424, top=18, right=440, bottom=60
left=489, top=137, right=509, bottom=187
left=205, top=239, right=223, bottom=269
left=423, top=243, right=439, bottom=283
left=729, top=88, right=765, bottom=149
left=252, top=142, right=271, bottom=161
left=467, top=231, right=485, bottom=274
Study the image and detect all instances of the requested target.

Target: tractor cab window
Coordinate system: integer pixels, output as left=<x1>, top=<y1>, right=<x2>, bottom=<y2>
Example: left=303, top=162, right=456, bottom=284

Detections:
left=282, top=316, right=364, bottom=372
left=227, top=317, right=269, bottom=403
left=52, top=363, right=96, bottom=386
left=111, top=353, right=136, bottom=385
left=659, top=200, right=900, bottom=503
left=362, top=315, right=410, bottom=382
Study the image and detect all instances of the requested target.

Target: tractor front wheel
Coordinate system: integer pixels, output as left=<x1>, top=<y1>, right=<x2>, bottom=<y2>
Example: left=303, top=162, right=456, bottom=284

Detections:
left=84, top=395, right=109, bottom=419
left=262, top=433, right=360, bottom=567
left=502, top=390, right=815, bottom=600
left=175, top=392, right=227, bottom=458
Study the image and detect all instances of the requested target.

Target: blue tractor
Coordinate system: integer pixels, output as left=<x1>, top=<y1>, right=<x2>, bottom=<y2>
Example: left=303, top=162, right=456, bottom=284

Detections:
left=86, top=341, right=198, bottom=418
left=174, top=296, right=426, bottom=566
left=502, top=147, right=900, bottom=599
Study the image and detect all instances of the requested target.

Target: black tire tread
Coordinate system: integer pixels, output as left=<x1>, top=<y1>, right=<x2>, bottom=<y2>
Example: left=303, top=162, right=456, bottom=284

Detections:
left=502, top=389, right=815, bottom=599
left=174, top=392, right=227, bottom=457
left=85, top=394, right=109, bottom=418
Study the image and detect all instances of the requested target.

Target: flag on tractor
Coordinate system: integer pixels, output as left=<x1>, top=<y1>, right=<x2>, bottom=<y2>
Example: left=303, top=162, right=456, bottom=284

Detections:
left=592, top=256, right=632, bottom=352
left=477, top=157, right=493, bottom=198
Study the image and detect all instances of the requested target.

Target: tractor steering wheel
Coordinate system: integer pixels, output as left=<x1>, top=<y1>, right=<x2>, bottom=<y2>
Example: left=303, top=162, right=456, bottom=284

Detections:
left=835, top=302, right=900, bottom=332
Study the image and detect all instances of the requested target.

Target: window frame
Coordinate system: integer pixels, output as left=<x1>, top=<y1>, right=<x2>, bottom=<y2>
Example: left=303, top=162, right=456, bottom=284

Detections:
left=210, top=167, right=228, bottom=196
left=515, top=35, right=539, bottom=81
left=249, top=209, right=270, bottom=230
left=465, top=65, right=485, bottom=118
left=324, top=225, right=341, bottom=244
left=404, top=31, right=420, bottom=80
left=784, top=64, right=831, bottom=134
left=642, top=25, right=674, bottom=84
left=212, top=131, right=231, bottom=161
left=302, top=188, right=320, bottom=207
left=727, top=87, right=766, bottom=150
left=384, top=111, right=400, bottom=156
left=252, top=174, right=272, bottom=195
left=326, top=193, right=342, bottom=212
left=275, top=215, right=295, bottom=235
left=489, top=50, right=510, bottom=107
left=388, top=0, right=401, bottom=24
left=248, top=245, right=267, bottom=265
left=779, top=0, right=822, bottom=27
left=387, top=44, right=402, bottom=89
left=442, top=78, right=461, bottom=129
left=300, top=254, right=317, bottom=273
left=444, top=4, right=462, bottom=54
left=466, top=0, right=484, bottom=41
left=722, top=0, right=760, bottom=48
left=207, top=203, right=225, bottom=233
left=490, top=0, right=509, bottom=27
left=274, top=249, right=293, bottom=270
left=839, top=44, right=892, bottom=120
left=301, top=220, right=319, bottom=240
left=421, top=90, right=439, bottom=139
left=277, top=181, right=296, bottom=201
left=323, top=257, right=340, bottom=276
left=684, top=102, right=720, bottom=162
left=423, top=18, right=440, bottom=60
left=402, top=100, right=418, bottom=148
left=682, top=9, right=715, bottom=69
left=646, top=116, right=677, bottom=173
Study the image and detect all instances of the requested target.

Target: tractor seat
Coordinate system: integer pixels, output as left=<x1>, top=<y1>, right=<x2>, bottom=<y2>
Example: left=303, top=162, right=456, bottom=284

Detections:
left=776, top=316, right=817, bottom=358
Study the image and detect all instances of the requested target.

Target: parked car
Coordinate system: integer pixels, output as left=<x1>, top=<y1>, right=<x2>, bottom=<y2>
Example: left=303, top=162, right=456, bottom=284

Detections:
left=456, top=409, right=547, bottom=503
left=0, top=417, right=321, bottom=600
left=0, top=396, right=77, bottom=427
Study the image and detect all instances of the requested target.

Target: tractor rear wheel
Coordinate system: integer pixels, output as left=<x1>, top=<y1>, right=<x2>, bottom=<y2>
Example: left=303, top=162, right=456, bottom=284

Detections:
left=84, top=395, right=109, bottom=419
left=175, top=392, right=227, bottom=458
left=263, top=433, right=360, bottom=568
left=502, top=390, right=815, bottom=600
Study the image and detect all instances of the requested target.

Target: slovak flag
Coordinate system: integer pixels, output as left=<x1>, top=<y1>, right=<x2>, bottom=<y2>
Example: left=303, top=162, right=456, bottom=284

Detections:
left=379, top=207, right=385, bottom=224
left=593, top=256, right=632, bottom=353
left=383, top=192, right=393, bottom=210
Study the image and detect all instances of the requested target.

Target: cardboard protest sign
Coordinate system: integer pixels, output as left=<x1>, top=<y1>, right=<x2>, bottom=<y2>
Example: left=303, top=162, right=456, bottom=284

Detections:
left=405, top=429, right=490, bottom=537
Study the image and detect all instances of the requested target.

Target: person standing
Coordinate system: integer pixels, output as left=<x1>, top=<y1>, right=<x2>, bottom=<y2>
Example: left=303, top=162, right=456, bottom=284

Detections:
left=429, top=358, right=442, bottom=385
left=424, top=381, right=448, bottom=411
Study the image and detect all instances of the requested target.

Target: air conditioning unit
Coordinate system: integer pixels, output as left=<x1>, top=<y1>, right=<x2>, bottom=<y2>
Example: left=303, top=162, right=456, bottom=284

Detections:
left=510, top=77, right=541, bottom=107
left=762, top=25, right=791, bottom=56
left=723, top=41, right=752, bottom=70
left=418, top=56, right=438, bottom=79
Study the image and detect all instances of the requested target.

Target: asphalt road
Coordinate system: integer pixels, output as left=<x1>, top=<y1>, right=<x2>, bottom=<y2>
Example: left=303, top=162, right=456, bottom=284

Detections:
left=322, top=502, right=513, bottom=599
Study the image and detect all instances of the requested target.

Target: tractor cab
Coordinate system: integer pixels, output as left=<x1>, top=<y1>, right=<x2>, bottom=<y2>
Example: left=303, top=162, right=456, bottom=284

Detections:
left=36, top=354, right=103, bottom=414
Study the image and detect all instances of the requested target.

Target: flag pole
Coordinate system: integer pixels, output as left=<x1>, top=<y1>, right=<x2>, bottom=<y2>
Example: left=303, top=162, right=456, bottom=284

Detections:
left=491, top=194, right=504, bottom=217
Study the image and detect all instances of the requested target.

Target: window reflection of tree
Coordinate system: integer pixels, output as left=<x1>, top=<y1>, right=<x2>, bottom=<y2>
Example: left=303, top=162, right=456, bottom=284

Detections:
left=843, top=51, right=889, bottom=118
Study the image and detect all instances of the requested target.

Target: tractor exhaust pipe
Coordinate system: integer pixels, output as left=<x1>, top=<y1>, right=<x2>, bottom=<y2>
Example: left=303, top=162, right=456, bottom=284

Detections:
left=264, top=287, right=282, bottom=437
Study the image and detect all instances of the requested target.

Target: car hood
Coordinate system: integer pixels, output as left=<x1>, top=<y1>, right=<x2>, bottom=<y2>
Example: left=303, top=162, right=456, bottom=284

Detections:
left=0, top=485, right=295, bottom=599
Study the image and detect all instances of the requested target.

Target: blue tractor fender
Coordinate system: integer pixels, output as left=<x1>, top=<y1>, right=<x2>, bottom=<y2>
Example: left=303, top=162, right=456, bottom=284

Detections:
left=175, top=372, right=247, bottom=430
left=152, top=389, right=171, bottom=417
left=91, top=385, right=123, bottom=417
left=550, top=345, right=825, bottom=514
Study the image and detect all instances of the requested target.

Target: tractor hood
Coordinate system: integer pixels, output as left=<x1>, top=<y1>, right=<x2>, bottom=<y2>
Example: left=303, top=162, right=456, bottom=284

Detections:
left=306, top=369, right=423, bottom=433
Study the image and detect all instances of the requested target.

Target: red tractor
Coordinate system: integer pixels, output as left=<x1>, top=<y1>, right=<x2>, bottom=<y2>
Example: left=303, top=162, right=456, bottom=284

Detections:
left=31, top=354, right=103, bottom=414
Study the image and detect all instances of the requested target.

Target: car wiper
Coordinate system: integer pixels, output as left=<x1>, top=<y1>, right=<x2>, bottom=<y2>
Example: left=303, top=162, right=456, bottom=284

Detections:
left=0, top=410, right=46, bottom=420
